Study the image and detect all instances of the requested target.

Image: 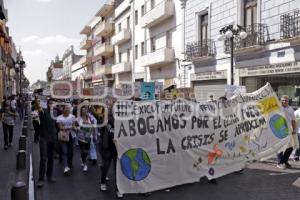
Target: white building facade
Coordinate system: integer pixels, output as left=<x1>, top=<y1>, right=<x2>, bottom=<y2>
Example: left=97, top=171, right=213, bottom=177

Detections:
left=185, top=0, right=300, bottom=102
left=80, top=0, right=115, bottom=88
left=61, top=46, right=82, bottom=81
left=112, top=0, right=187, bottom=88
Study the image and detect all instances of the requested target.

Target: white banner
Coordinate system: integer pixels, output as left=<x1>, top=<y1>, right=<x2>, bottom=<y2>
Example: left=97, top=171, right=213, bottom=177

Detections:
left=114, top=83, right=291, bottom=194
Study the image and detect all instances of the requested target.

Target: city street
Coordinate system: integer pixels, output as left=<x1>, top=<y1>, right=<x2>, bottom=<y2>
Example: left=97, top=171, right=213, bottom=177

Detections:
left=32, top=144, right=300, bottom=200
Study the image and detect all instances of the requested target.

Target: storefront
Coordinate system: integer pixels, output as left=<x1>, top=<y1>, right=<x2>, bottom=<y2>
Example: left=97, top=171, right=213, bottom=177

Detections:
left=191, top=70, right=227, bottom=101
left=240, top=61, right=300, bottom=108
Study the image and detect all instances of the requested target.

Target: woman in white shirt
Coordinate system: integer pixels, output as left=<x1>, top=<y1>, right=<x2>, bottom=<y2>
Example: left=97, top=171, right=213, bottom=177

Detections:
left=75, top=106, right=96, bottom=172
left=57, top=105, right=76, bottom=175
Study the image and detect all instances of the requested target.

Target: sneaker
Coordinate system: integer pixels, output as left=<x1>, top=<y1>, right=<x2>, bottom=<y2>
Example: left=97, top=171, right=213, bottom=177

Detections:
left=37, top=180, right=44, bottom=188
left=116, top=191, right=123, bottom=199
left=105, top=177, right=109, bottom=181
left=209, top=179, right=217, bottom=184
left=4, top=145, right=8, bottom=150
left=100, top=184, right=107, bottom=191
left=64, top=167, right=70, bottom=175
left=8, top=143, right=12, bottom=148
left=294, top=157, right=300, bottom=162
left=165, top=188, right=171, bottom=192
left=83, top=165, right=88, bottom=172
left=276, top=163, right=286, bottom=169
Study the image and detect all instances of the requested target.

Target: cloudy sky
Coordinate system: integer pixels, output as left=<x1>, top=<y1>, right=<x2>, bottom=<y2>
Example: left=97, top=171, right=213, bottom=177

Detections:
left=5, top=0, right=104, bottom=84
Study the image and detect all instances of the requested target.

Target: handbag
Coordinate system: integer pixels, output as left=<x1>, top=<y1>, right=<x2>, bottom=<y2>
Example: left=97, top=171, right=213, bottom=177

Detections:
left=58, top=130, right=70, bottom=142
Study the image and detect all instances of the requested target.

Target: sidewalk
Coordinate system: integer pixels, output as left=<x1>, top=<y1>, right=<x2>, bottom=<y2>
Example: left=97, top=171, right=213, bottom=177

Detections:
left=0, top=120, right=22, bottom=200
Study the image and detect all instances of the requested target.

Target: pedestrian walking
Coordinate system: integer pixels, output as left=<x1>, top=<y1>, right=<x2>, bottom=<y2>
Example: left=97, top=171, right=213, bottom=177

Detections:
left=0, top=97, right=18, bottom=150
left=99, top=111, right=123, bottom=198
left=37, top=99, right=57, bottom=188
left=32, top=99, right=41, bottom=143
left=75, top=106, right=96, bottom=172
left=293, top=106, right=300, bottom=161
left=57, top=104, right=76, bottom=175
left=277, top=95, right=298, bottom=169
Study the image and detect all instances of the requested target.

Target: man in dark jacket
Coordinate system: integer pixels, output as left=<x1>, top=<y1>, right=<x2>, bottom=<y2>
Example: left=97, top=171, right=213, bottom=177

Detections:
left=37, top=98, right=57, bottom=188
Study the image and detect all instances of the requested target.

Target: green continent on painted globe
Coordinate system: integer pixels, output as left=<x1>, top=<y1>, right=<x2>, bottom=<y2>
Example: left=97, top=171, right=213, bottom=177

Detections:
left=269, top=114, right=289, bottom=139
left=120, top=148, right=151, bottom=181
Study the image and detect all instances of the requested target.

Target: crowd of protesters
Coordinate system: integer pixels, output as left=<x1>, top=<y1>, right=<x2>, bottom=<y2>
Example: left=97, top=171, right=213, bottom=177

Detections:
left=31, top=96, right=123, bottom=198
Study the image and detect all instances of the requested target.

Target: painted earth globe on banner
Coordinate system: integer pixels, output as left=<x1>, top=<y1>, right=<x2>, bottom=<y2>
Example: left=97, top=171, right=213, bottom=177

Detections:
left=120, top=148, right=151, bottom=181
left=269, top=114, right=289, bottom=139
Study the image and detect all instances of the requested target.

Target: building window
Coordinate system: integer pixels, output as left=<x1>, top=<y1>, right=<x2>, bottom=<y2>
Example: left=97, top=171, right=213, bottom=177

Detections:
left=141, top=42, right=145, bottom=56
left=166, top=31, right=172, bottom=48
left=199, top=13, right=208, bottom=44
left=141, top=5, right=145, bottom=16
left=127, top=16, right=130, bottom=29
left=135, top=45, right=138, bottom=59
left=119, top=52, right=122, bottom=63
left=151, top=0, right=155, bottom=10
left=150, top=37, right=156, bottom=52
left=118, top=23, right=121, bottom=32
left=127, top=49, right=130, bottom=62
left=135, top=10, right=138, bottom=25
left=101, top=56, right=106, bottom=65
left=244, top=0, right=257, bottom=27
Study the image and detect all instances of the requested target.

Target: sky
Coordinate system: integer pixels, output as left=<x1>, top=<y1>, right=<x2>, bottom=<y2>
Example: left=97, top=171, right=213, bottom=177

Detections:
left=4, top=0, right=104, bottom=85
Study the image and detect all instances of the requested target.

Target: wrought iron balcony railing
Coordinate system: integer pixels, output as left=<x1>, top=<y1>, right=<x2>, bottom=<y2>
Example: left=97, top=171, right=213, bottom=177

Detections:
left=280, top=9, right=300, bottom=40
left=224, top=23, right=269, bottom=52
left=185, top=39, right=215, bottom=61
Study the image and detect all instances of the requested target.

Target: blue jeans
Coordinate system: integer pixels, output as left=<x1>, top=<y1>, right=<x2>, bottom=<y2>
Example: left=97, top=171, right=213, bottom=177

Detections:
left=61, top=136, right=74, bottom=168
left=294, top=135, right=300, bottom=158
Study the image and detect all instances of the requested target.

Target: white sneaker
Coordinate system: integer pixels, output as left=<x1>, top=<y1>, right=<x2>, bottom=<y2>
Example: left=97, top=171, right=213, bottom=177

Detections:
left=83, top=165, right=88, bottom=172
left=116, top=191, right=123, bottom=198
left=106, top=177, right=109, bottom=181
left=276, top=164, right=286, bottom=169
left=64, top=167, right=70, bottom=174
left=100, top=184, right=107, bottom=191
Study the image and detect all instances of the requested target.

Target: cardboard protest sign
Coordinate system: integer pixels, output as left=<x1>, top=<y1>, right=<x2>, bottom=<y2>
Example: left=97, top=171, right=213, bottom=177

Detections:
left=114, top=83, right=291, bottom=193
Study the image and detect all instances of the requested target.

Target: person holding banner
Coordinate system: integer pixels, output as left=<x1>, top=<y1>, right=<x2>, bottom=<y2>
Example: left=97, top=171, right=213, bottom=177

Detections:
left=99, top=111, right=123, bottom=198
left=293, top=107, right=300, bottom=161
left=277, top=95, right=298, bottom=169
left=57, top=105, right=76, bottom=175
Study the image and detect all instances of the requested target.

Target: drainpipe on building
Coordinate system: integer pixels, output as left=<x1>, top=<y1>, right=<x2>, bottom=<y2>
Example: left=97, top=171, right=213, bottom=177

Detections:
left=130, top=0, right=135, bottom=82
left=180, top=0, right=187, bottom=88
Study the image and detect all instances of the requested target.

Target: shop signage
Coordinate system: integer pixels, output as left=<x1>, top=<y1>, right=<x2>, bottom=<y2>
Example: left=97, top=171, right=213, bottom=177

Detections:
left=239, top=62, right=300, bottom=77
left=191, top=70, right=227, bottom=81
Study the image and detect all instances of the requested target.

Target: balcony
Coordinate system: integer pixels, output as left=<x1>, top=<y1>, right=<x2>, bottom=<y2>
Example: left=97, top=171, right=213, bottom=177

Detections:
left=140, top=47, right=175, bottom=67
left=280, top=10, right=300, bottom=42
left=96, top=0, right=114, bottom=17
left=225, top=23, right=269, bottom=54
left=80, top=25, right=92, bottom=35
left=186, top=39, right=215, bottom=62
left=94, top=20, right=114, bottom=37
left=141, top=0, right=175, bottom=28
left=94, top=43, right=114, bottom=57
left=112, top=28, right=131, bottom=45
left=95, top=64, right=112, bottom=75
left=112, top=61, right=132, bottom=74
left=80, top=56, right=93, bottom=66
left=80, top=39, right=92, bottom=50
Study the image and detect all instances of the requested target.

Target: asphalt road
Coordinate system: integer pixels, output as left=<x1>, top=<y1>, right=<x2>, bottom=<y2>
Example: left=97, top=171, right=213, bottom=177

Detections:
left=33, top=143, right=300, bottom=200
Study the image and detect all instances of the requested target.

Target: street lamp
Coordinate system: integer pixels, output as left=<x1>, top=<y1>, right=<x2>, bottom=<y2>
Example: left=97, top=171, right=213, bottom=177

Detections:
left=217, top=24, right=247, bottom=85
left=15, top=57, right=26, bottom=95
